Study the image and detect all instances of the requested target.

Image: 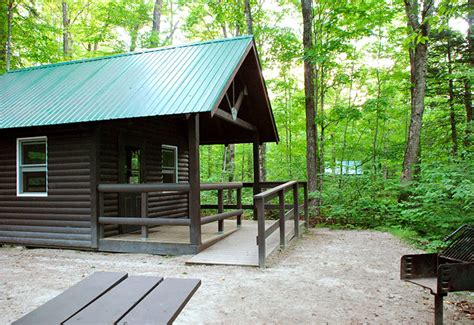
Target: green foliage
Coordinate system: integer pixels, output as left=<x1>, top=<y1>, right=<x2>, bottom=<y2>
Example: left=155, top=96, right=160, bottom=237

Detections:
left=398, top=158, right=474, bottom=238
left=319, top=156, right=474, bottom=250
left=0, top=0, right=471, bottom=251
left=320, top=175, right=401, bottom=228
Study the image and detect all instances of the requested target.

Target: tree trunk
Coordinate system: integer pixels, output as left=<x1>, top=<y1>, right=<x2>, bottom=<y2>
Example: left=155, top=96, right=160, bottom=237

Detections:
left=0, top=1, right=6, bottom=72
left=130, top=25, right=139, bottom=51
left=318, top=66, right=325, bottom=203
left=207, top=145, right=212, bottom=178
left=339, top=61, right=355, bottom=188
left=301, top=0, right=319, bottom=213
left=373, top=68, right=381, bottom=174
left=447, top=39, right=458, bottom=156
left=339, top=119, right=349, bottom=186
left=373, top=27, right=383, bottom=174
left=62, top=1, right=70, bottom=57
left=258, top=144, right=266, bottom=181
left=244, top=0, right=253, bottom=35
left=168, top=0, right=174, bottom=44
left=241, top=147, right=246, bottom=180
left=464, top=79, right=472, bottom=149
left=244, top=0, right=265, bottom=181
left=150, top=0, right=163, bottom=47
left=401, top=0, right=434, bottom=184
left=227, top=144, right=235, bottom=202
left=222, top=145, right=227, bottom=181
left=5, top=0, right=13, bottom=71
left=464, top=0, right=473, bottom=150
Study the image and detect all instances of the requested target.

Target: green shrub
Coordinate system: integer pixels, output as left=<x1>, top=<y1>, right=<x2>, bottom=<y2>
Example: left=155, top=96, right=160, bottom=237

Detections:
left=318, top=158, right=474, bottom=250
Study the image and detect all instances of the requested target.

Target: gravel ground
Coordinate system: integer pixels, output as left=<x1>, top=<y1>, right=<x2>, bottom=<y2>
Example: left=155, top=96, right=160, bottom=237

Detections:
left=0, top=228, right=472, bottom=324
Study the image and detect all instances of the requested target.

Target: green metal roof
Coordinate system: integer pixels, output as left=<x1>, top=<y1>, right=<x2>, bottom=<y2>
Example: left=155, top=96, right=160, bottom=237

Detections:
left=0, top=36, right=254, bottom=130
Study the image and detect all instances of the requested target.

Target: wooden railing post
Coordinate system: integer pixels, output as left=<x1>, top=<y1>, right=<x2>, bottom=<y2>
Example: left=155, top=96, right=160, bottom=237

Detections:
left=278, top=191, right=286, bottom=249
left=256, top=197, right=266, bottom=268
left=236, top=188, right=242, bottom=226
left=98, top=192, right=104, bottom=239
left=141, top=192, right=148, bottom=239
left=293, top=183, right=299, bottom=238
left=303, top=182, right=309, bottom=228
left=218, top=189, right=224, bottom=232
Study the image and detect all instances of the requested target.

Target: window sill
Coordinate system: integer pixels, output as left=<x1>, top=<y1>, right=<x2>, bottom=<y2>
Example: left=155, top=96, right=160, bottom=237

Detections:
left=17, top=193, right=48, bottom=198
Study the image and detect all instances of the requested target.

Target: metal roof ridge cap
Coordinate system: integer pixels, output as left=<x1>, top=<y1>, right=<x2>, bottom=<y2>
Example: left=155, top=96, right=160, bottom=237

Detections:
left=4, top=35, right=254, bottom=75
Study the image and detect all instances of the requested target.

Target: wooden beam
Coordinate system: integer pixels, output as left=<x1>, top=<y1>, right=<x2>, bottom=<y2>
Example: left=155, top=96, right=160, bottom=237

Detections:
left=210, top=42, right=253, bottom=116
left=90, top=126, right=100, bottom=249
left=188, top=114, right=201, bottom=246
left=214, top=109, right=257, bottom=132
left=231, top=86, right=247, bottom=120
left=99, top=217, right=191, bottom=226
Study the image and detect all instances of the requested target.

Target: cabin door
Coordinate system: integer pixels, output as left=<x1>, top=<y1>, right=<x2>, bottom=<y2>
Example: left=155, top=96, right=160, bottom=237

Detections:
left=119, top=143, right=144, bottom=234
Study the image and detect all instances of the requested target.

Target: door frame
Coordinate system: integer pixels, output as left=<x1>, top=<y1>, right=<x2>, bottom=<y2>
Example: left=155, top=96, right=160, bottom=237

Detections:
left=118, top=134, right=146, bottom=233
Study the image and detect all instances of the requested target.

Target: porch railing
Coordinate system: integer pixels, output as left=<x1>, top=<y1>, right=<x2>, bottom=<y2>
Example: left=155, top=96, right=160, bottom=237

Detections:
left=97, top=180, right=307, bottom=256
left=98, top=183, right=191, bottom=240
left=97, top=182, right=244, bottom=241
left=199, top=182, right=243, bottom=232
left=254, top=181, right=308, bottom=268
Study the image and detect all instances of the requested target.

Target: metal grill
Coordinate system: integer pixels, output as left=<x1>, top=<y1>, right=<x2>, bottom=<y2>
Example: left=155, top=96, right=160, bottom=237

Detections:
left=440, top=225, right=474, bottom=263
left=401, top=224, right=474, bottom=325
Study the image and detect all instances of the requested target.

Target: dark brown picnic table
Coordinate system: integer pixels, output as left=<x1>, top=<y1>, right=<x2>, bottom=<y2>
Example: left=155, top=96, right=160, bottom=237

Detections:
left=13, top=272, right=201, bottom=325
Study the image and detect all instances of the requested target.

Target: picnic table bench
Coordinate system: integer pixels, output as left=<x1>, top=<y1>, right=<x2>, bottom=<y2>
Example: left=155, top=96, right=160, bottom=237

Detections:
left=13, top=272, right=201, bottom=325
left=401, top=224, right=474, bottom=325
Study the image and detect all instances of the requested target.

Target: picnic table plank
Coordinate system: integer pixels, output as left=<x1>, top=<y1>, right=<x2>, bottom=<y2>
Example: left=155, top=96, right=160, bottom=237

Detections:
left=12, top=272, right=128, bottom=325
left=117, top=278, right=201, bottom=325
left=64, top=276, right=162, bottom=325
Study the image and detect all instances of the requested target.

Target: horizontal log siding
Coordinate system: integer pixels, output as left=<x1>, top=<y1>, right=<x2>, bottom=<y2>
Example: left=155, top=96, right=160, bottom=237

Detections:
left=98, top=118, right=189, bottom=238
left=0, top=126, right=93, bottom=248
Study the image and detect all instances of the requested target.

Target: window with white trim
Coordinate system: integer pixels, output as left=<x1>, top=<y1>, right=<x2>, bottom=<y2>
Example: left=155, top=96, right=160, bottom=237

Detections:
left=17, top=137, right=47, bottom=196
left=162, top=145, right=178, bottom=183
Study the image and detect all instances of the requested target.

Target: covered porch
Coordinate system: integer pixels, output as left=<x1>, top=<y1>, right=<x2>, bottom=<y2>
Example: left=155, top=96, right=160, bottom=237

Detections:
left=88, top=36, right=308, bottom=267
left=95, top=177, right=308, bottom=267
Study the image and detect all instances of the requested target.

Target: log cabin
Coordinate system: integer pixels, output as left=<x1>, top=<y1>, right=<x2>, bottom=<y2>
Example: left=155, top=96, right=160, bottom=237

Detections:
left=0, top=36, right=306, bottom=258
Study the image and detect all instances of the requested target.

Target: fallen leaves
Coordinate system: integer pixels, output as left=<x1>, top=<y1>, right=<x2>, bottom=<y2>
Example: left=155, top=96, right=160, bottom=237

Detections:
left=447, top=300, right=474, bottom=320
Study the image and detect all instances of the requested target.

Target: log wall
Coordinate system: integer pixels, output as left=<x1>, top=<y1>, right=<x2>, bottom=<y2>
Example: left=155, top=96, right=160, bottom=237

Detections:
left=0, top=126, right=94, bottom=248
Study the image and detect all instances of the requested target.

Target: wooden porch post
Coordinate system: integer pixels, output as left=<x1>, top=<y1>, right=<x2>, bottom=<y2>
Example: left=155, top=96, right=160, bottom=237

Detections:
left=90, top=125, right=101, bottom=249
left=188, top=114, right=201, bottom=247
left=252, top=135, right=261, bottom=221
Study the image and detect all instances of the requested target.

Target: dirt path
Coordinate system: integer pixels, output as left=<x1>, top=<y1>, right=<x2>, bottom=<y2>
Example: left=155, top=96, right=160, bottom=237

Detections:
left=0, top=228, right=471, bottom=324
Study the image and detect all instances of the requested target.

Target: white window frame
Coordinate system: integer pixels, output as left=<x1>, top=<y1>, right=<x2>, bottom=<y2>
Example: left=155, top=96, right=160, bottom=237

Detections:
left=16, top=136, right=48, bottom=197
left=162, top=145, right=178, bottom=183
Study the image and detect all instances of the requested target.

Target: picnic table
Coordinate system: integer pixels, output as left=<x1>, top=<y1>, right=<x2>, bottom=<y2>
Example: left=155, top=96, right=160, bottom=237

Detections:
left=13, top=272, right=201, bottom=325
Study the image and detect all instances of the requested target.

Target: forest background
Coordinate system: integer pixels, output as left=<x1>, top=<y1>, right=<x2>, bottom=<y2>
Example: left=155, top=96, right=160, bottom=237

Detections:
left=0, top=0, right=472, bottom=250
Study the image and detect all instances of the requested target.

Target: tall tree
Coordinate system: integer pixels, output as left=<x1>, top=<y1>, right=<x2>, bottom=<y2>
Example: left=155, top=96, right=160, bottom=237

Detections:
left=150, top=0, right=163, bottom=47
left=401, top=0, right=434, bottom=183
left=447, top=36, right=458, bottom=156
left=0, top=0, right=6, bottom=73
left=301, top=0, right=319, bottom=212
left=0, top=0, right=14, bottom=72
left=464, top=0, right=473, bottom=150
left=244, top=0, right=253, bottom=35
left=62, top=1, right=70, bottom=57
left=244, top=0, right=266, bottom=180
